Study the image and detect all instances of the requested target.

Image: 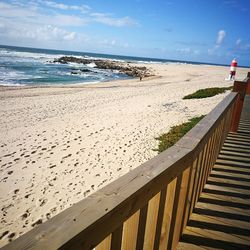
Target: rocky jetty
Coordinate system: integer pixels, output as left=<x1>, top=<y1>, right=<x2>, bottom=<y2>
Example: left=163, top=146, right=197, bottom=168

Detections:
left=53, top=56, right=154, bottom=78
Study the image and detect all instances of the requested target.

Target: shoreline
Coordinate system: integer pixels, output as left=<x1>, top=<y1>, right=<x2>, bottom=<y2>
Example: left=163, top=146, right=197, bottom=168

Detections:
left=0, top=62, right=250, bottom=246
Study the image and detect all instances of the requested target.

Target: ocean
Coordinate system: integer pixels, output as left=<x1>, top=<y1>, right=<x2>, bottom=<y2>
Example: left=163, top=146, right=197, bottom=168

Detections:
left=0, top=44, right=228, bottom=86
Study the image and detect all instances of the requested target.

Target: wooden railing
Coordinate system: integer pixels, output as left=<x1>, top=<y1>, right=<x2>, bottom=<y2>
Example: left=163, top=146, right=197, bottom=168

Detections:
left=3, top=73, right=250, bottom=250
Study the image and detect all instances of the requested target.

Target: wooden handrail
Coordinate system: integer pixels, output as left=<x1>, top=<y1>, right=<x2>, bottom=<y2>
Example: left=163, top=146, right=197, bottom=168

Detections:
left=2, top=90, right=241, bottom=250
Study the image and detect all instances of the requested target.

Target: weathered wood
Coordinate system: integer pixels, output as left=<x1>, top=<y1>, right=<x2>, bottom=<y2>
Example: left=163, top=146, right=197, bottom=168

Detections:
left=121, top=211, right=140, bottom=250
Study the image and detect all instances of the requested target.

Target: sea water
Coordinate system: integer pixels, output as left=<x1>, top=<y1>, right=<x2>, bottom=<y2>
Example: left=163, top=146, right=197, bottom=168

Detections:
left=0, top=44, right=228, bottom=86
left=0, top=45, right=133, bottom=86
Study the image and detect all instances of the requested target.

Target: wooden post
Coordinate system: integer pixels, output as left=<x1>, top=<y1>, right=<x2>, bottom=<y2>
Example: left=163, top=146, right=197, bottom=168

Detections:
left=230, top=80, right=246, bottom=132
left=246, top=72, right=250, bottom=95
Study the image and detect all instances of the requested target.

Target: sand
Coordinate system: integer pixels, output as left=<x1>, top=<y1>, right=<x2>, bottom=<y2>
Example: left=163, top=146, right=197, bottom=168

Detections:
left=0, top=63, right=249, bottom=246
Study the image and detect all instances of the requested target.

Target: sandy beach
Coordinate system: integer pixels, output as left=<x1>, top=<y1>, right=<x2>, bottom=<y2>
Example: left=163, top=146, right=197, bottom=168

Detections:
left=0, top=63, right=249, bottom=246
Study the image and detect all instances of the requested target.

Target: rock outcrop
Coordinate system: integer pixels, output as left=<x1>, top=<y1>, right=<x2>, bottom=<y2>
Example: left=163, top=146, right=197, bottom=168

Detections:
left=52, top=56, right=154, bottom=78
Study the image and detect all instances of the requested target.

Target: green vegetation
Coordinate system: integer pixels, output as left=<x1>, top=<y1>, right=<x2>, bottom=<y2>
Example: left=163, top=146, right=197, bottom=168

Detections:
left=183, top=86, right=233, bottom=99
left=156, top=116, right=205, bottom=153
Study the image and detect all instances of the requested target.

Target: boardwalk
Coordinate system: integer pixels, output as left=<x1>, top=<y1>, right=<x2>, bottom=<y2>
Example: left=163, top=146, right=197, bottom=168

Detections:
left=178, top=96, right=250, bottom=249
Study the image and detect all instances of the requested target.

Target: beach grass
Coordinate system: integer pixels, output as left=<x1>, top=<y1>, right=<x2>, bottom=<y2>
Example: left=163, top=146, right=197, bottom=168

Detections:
left=156, top=116, right=205, bottom=153
left=183, top=86, right=233, bottom=99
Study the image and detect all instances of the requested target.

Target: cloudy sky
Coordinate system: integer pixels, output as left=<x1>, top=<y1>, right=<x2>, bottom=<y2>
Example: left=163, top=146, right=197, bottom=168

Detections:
left=0, top=0, right=250, bottom=66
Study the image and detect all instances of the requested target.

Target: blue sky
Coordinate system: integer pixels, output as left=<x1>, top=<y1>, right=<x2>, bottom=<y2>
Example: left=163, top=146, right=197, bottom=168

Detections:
left=0, top=0, right=250, bottom=66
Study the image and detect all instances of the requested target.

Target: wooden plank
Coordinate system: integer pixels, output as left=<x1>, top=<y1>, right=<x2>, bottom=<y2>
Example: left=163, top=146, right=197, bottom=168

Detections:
left=203, top=129, right=216, bottom=185
left=159, top=178, right=177, bottom=250
left=216, top=158, right=250, bottom=168
left=199, top=192, right=250, bottom=208
left=189, top=153, right=202, bottom=216
left=181, top=162, right=198, bottom=234
left=111, top=226, right=123, bottom=250
left=222, top=144, right=250, bottom=153
left=177, top=241, right=208, bottom=250
left=207, top=176, right=250, bottom=189
left=185, top=221, right=250, bottom=246
left=220, top=150, right=250, bottom=158
left=181, top=227, right=250, bottom=250
left=167, top=174, right=183, bottom=250
left=173, top=168, right=191, bottom=247
left=213, top=163, right=250, bottom=174
left=196, top=200, right=250, bottom=217
left=196, top=144, right=208, bottom=203
left=168, top=168, right=190, bottom=250
left=191, top=207, right=250, bottom=231
left=143, top=192, right=161, bottom=250
left=227, top=132, right=250, bottom=140
left=96, top=235, right=111, bottom=250
left=121, top=211, right=140, bottom=250
left=218, top=154, right=250, bottom=163
left=153, top=188, right=167, bottom=250
left=226, top=135, right=250, bottom=143
left=210, top=170, right=250, bottom=184
left=136, top=204, right=148, bottom=250
left=225, top=139, right=250, bottom=147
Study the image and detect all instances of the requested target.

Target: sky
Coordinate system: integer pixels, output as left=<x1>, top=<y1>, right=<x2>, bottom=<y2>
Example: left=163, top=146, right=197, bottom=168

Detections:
left=0, top=0, right=250, bottom=66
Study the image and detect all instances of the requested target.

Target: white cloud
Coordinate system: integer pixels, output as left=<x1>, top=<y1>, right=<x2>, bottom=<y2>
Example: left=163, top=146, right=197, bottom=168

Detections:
left=1, top=20, right=76, bottom=42
left=0, top=1, right=137, bottom=29
left=42, top=1, right=91, bottom=13
left=176, top=48, right=191, bottom=53
left=236, top=38, right=241, bottom=45
left=99, top=38, right=130, bottom=49
left=216, top=30, right=226, bottom=46
left=176, top=48, right=200, bottom=55
left=0, top=0, right=134, bottom=51
left=208, top=30, right=226, bottom=55
left=36, top=25, right=76, bottom=41
left=91, top=13, right=137, bottom=27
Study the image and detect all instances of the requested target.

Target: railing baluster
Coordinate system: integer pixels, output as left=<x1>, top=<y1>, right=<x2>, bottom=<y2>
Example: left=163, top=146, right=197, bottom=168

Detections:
left=121, top=211, right=140, bottom=250
left=195, top=144, right=207, bottom=204
left=136, top=204, right=148, bottom=250
left=143, top=192, right=161, bottom=250
left=159, top=178, right=177, bottom=250
left=181, top=160, right=197, bottom=233
left=200, top=135, right=212, bottom=193
left=111, top=225, right=123, bottom=250
left=189, top=152, right=202, bottom=216
left=167, top=174, right=183, bottom=250
left=153, top=188, right=167, bottom=250
left=167, top=166, right=190, bottom=250
left=96, top=235, right=111, bottom=250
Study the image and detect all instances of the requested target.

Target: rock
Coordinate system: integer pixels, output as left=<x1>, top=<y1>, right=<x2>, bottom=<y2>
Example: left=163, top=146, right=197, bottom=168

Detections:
left=80, top=69, right=92, bottom=73
left=52, top=56, right=154, bottom=78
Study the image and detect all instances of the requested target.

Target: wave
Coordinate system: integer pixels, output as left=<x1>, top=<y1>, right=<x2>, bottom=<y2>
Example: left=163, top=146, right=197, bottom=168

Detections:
left=0, top=46, right=132, bottom=86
